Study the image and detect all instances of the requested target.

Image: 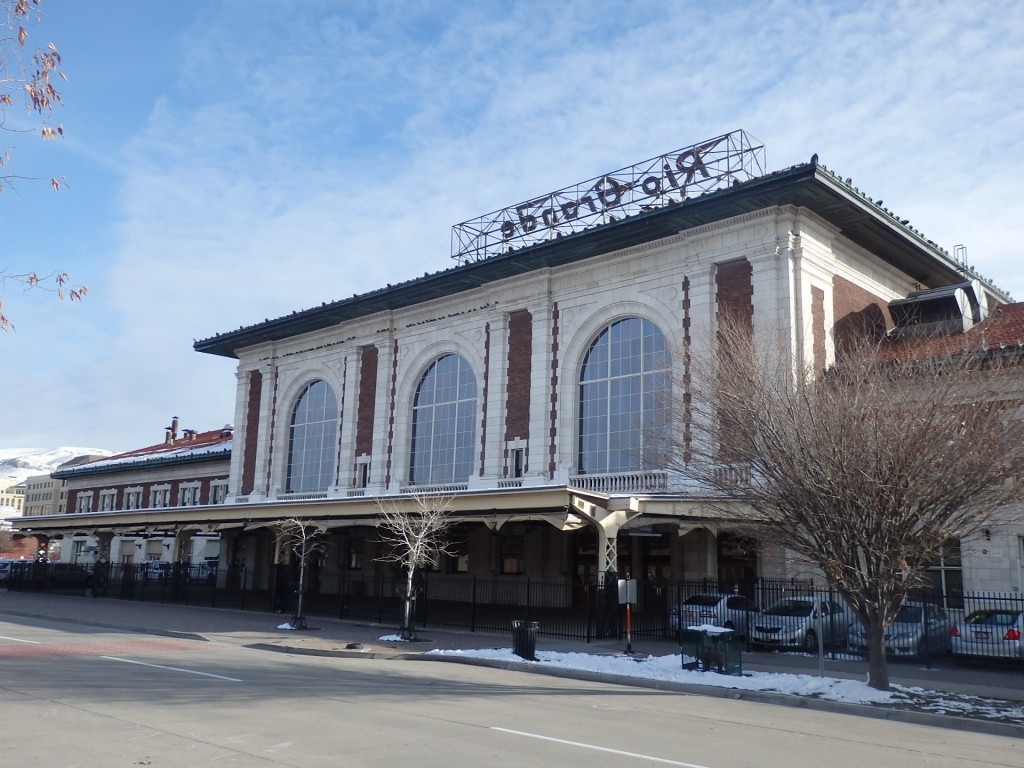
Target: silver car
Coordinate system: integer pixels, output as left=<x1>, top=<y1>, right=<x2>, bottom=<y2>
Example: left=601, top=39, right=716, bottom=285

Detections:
left=668, top=593, right=759, bottom=637
left=951, top=608, right=1024, bottom=661
left=751, top=596, right=849, bottom=653
left=847, top=601, right=951, bottom=659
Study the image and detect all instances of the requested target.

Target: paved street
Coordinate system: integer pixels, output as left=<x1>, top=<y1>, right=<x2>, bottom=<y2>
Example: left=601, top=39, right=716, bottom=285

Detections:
left=1, top=602, right=1021, bottom=767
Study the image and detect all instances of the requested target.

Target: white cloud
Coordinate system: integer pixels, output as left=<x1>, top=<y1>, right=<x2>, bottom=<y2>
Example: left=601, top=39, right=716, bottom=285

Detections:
left=3, top=0, right=1022, bottom=450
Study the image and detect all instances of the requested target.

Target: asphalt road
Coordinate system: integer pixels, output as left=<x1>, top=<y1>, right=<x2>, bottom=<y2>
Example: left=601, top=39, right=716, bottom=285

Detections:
left=0, top=613, right=1020, bottom=768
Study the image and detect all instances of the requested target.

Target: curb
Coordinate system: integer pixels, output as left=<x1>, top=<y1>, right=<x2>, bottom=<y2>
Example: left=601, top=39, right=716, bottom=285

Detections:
left=411, top=654, right=1024, bottom=740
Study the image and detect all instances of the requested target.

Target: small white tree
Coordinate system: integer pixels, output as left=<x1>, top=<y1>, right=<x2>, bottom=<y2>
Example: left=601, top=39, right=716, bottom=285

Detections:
left=272, top=518, right=325, bottom=630
left=375, top=489, right=455, bottom=640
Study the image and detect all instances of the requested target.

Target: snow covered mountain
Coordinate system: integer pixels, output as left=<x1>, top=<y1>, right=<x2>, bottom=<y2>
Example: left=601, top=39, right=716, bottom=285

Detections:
left=0, top=447, right=114, bottom=488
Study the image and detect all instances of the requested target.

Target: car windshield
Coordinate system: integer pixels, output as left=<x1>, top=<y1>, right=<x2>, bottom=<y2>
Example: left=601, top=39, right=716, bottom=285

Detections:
left=894, top=605, right=923, bottom=623
left=682, top=595, right=721, bottom=606
left=966, top=610, right=1021, bottom=626
left=765, top=599, right=813, bottom=617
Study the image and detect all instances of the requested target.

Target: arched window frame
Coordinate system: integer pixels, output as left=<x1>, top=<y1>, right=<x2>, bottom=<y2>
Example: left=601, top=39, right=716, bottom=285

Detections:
left=577, top=316, right=672, bottom=475
left=409, top=354, right=478, bottom=485
left=286, top=379, right=338, bottom=493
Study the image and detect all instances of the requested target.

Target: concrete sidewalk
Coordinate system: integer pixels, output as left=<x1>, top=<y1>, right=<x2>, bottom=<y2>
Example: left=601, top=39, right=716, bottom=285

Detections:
left=2, top=590, right=1022, bottom=706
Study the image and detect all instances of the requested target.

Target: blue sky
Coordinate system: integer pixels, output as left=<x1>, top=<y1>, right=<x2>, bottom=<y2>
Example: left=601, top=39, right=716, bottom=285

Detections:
left=3, top=0, right=1023, bottom=453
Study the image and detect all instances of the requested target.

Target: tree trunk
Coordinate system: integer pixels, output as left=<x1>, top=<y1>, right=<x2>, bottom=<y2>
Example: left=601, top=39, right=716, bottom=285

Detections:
left=401, top=568, right=416, bottom=640
left=865, top=619, right=890, bottom=691
left=291, top=552, right=308, bottom=629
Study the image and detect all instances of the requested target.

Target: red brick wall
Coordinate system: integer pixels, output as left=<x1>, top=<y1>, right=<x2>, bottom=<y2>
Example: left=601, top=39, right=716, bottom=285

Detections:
left=66, top=473, right=229, bottom=514
left=505, top=310, right=532, bottom=442
left=385, top=339, right=399, bottom=487
left=480, top=323, right=491, bottom=476
left=240, top=371, right=262, bottom=495
left=715, top=259, right=753, bottom=333
left=811, top=286, right=826, bottom=374
left=548, top=303, right=560, bottom=477
left=832, top=275, right=892, bottom=350
left=355, top=345, right=378, bottom=457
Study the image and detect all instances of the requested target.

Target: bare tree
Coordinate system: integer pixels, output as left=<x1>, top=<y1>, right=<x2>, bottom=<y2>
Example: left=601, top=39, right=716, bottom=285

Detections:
left=1, top=1, right=86, bottom=329
left=273, top=518, right=325, bottom=630
left=375, top=488, right=455, bottom=640
left=676, top=313, right=1024, bottom=690
left=1, top=0, right=66, bottom=191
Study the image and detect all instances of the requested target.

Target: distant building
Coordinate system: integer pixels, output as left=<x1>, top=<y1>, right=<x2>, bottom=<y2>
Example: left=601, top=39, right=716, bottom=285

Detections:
left=38, top=419, right=232, bottom=565
left=0, top=481, right=25, bottom=523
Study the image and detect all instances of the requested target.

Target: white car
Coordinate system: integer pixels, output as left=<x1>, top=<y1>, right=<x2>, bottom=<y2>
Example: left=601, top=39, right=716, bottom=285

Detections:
left=751, top=596, right=849, bottom=653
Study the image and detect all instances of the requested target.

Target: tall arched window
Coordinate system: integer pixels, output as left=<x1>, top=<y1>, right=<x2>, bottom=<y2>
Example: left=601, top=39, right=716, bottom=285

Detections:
left=286, top=379, right=338, bottom=493
left=578, top=317, right=672, bottom=474
left=410, top=354, right=477, bottom=485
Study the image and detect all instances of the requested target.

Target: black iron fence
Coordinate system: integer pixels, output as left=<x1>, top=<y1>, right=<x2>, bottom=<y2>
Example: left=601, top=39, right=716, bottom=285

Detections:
left=4, top=562, right=1021, bottom=671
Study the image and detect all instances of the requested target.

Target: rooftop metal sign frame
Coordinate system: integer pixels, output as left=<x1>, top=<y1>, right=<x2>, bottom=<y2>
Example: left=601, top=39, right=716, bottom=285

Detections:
left=452, top=129, right=766, bottom=264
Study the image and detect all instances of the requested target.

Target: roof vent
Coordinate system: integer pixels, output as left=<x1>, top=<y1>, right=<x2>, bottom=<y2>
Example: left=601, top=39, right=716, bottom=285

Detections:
left=888, top=280, right=988, bottom=339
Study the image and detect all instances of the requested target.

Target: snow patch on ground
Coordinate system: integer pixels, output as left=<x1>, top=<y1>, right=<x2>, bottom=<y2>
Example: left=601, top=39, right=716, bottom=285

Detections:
left=428, top=647, right=1024, bottom=724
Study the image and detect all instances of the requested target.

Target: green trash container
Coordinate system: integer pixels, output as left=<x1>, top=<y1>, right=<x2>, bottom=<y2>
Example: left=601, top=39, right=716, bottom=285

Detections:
left=703, top=629, right=742, bottom=675
left=679, top=628, right=706, bottom=671
left=680, top=627, right=742, bottom=675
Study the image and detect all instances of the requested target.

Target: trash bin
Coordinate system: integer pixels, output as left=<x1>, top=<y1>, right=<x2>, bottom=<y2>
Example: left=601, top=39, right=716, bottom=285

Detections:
left=680, top=627, right=742, bottom=675
left=679, top=628, right=706, bottom=671
left=511, top=620, right=539, bottom=660
left=704, top=629, right=742, bottom=675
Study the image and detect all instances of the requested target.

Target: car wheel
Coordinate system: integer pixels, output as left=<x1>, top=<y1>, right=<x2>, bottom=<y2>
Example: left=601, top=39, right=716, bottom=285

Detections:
left=802, top=631, right=818, bottom=654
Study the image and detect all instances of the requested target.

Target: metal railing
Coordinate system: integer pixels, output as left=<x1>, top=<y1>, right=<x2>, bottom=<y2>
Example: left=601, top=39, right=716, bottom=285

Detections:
left=4, top=563, right=1021, bottom=671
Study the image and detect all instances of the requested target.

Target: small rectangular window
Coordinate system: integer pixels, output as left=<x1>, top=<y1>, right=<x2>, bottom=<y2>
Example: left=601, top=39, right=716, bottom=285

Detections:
left=348, top=537, right=364, bottom=570
left=499, top=535, right=524, bottom=575
left=358, top=462, right=371, bottom=488
left=211, top=483, right=228, bottom=504
left=511, top=449, right=524, bottom=478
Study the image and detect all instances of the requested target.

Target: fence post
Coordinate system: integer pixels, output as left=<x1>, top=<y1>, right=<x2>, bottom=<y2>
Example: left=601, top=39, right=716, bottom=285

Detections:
left=470, top=574, right=477, bottom=633
left=377, top=571, right=385, bottom=625
left=239, top=567, right=247, bottom=611
left=420, top=571, right=429, bottom=629
left=525, top=577, right=532, bottom=623
left=339, top=572, right=347, bottom=620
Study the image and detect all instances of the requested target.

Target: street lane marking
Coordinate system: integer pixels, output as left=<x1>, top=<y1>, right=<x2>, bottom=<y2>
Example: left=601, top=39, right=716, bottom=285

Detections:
left=491, top=727, right=715, bottom=767
left=100, top=656, right=243, bottom=682
left=0, top=638, right=195, bottom=658
left=0, top=635, right=39, bottom=643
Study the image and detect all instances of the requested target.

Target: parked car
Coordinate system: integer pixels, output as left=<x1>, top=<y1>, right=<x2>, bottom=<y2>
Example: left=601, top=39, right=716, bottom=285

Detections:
left=951, top=608, right=1024, bottom=662
left=751, top=596, right=849, bottom=652
left=188, top=560, right=218, bottom=586
left=847, top=601, right=951, bottom=660
left=143, top=561, right=172, bottom=581
left=668, top=593, right=759, bottom=637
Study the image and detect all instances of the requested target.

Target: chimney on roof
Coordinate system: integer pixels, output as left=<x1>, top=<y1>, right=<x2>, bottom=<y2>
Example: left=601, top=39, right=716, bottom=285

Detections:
left=165, top=416, right=179, bottom=445
left=221, top=424, right=234, bottom=438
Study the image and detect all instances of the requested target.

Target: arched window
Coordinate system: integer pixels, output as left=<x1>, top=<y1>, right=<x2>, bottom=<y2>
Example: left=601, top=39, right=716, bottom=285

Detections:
left=410, top=354, right=477, bottom=485
left=578, top=317, right=671, bottom=474
left=286, top=379, right=338, bottom=493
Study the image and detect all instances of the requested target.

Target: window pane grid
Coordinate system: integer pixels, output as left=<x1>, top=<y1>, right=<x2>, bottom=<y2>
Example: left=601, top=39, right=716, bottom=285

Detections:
left=287, top=380, right=338, bottom=493
left=578, top=318, right=671, bottom=474
left=411, top=355, right=477, bottom=485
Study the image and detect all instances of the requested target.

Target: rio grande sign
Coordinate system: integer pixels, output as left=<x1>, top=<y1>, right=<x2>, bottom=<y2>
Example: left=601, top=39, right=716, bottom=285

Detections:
left=452, top=129, right=765, bottom=264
